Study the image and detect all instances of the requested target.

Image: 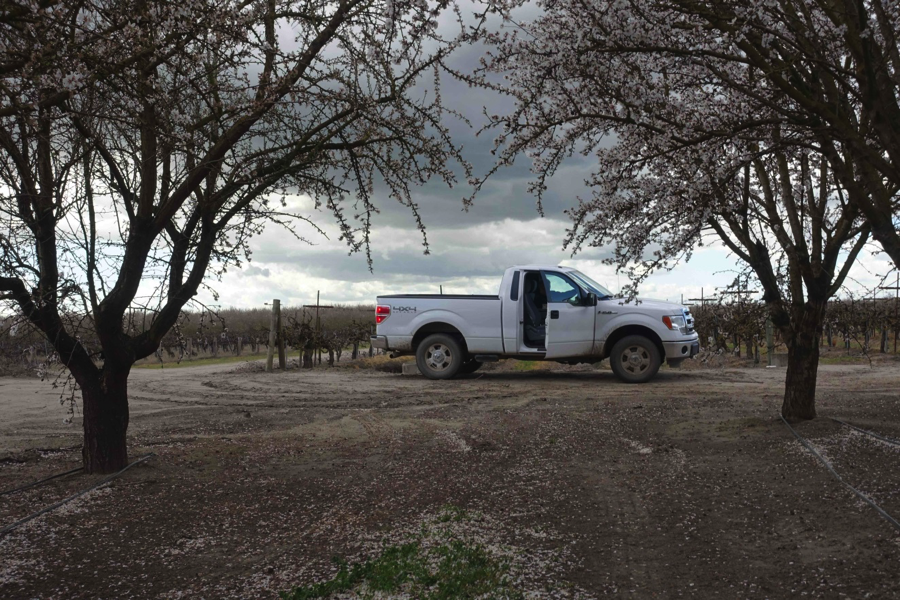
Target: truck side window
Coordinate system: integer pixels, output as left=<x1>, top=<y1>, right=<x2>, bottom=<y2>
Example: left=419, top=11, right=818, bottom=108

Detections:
left=510, top=271, right=520, bottom=301
left=542, top=272, right=583, bottom=305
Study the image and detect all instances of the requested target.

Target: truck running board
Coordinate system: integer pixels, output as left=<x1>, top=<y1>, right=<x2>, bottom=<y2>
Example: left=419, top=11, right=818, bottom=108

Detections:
left=474, top=355, right=500, bottom=362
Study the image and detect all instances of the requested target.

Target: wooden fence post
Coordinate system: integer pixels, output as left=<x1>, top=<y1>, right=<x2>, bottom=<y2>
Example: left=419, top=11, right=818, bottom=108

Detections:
left=277, top=302, right=286, bottom=370
left=765, top=319, right=774, bottom=367
left=266, top=299, right=279, bottom=372
left=186, top=338, right=192, bottom=361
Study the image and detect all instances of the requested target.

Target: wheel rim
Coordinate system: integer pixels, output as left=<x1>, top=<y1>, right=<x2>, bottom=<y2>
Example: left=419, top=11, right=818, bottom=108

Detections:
left=620, top=344, right=651, bottom=374
left=425, top=343, right=453, bottom=372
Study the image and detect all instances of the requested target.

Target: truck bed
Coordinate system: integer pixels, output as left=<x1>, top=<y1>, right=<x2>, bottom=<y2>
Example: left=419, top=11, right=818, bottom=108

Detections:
left=375, top=294, right=504, bottom=354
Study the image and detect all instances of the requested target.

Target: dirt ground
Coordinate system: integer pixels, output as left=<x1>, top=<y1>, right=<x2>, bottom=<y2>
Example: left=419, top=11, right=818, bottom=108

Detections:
left=1, top=357, right=900, bottom=598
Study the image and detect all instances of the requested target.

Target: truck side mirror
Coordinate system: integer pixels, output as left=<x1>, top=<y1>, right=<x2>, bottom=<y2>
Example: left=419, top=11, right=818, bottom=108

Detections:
left=585, top=292, right=597, bottom=307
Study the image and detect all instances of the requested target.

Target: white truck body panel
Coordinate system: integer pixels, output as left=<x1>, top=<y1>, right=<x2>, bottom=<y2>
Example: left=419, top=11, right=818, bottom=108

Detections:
left=544, top=299, right=596, bottom=358
left=373, top=265, right=699, bottom=366
left=374, top=296, right=505, bottom=354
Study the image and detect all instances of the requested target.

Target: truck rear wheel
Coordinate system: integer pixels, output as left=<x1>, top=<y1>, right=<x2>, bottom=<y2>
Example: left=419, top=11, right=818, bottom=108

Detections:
left=416, top=334, right=464, bottom=380
left=610, top=335, right=661, bottom=383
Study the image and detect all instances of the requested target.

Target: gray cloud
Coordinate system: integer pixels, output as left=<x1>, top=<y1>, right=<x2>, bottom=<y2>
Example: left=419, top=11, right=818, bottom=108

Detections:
left=239, top=265, right=271, bottom=278
left=212, top=13, right=691, bottom=307
left=250, top=215, right=617, bottom=285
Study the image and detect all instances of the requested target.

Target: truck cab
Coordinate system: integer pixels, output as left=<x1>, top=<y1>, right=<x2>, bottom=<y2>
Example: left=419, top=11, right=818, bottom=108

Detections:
left=371, top=265, right=699, bottom=382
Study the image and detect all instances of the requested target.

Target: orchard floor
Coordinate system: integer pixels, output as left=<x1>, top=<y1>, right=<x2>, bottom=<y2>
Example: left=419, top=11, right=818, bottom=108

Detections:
left=1, top=357, right=900, bottom=598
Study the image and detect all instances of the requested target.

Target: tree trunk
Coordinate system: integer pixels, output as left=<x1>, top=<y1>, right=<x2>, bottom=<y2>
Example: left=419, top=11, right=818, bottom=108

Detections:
left=782, top=342, right=819, bottom=420
left=781, top=305, right=825, bottom=421
left=81, top=369, right=130, bottom=474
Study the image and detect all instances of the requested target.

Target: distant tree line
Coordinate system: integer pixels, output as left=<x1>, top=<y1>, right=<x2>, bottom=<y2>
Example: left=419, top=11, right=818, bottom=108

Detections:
left=692, top=297, right=900, bottom=360
left=0, top=305, right=379, bottom=374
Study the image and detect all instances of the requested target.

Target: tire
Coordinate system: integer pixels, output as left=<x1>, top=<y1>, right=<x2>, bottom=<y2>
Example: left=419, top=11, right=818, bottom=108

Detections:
left=416, top=334, right=464, bottom=380
left=610, top=335, right=661, bottom=383
left=458, top=359, right=482, bottom=375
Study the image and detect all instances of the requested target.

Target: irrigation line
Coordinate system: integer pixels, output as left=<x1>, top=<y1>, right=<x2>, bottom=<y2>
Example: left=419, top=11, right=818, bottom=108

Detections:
left=780, top=416, right=900, bottom=533
left=830, top=417, right=900, bottom=447
left=0, top=467, right=84, bottom=497
left=0, top=454, right=155, bottom=537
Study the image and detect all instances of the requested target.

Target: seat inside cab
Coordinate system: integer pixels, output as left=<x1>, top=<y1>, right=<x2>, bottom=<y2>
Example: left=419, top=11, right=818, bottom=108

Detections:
left=522, top=272, right=547, bottom=348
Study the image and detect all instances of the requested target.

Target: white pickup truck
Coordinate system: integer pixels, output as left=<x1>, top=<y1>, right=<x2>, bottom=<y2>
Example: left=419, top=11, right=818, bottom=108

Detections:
left=371, top=265, right=699, bottom=382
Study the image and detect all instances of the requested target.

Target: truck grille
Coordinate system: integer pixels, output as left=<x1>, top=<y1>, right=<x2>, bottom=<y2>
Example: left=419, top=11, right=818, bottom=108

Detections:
left=684, top=309, right=695, bottom=333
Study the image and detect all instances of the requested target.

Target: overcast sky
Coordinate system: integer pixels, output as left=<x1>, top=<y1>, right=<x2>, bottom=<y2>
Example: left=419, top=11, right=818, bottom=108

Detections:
left=194, top=16, right=896, bottom=311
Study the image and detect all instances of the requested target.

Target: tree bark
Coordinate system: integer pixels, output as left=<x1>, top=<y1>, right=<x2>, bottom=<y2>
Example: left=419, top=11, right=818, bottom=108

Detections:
left=780, top=301, right=827, bottom=421
left=782, top=342, right=819, bottom=420
left=81, top=368, right=130, bottom=473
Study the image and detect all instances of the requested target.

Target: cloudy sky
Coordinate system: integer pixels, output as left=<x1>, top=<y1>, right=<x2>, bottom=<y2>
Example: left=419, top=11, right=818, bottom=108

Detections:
left=195, top=16, right=895, bottom=311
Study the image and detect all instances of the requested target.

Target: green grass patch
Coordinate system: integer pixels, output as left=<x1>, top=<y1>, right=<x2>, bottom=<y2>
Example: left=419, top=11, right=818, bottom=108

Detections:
left=280, top=507, right=522, bottom=600
left=134, top=352, right=269, bottom=369
left=436, top=503, right=475, bottom=523
left=819, top=354, right=871, bottom=365
left=512, top=360, right=541, bottom=372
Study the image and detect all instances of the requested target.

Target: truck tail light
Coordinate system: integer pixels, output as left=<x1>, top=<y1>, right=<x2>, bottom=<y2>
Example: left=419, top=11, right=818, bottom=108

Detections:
left=376, top=305, right=391, bottom=324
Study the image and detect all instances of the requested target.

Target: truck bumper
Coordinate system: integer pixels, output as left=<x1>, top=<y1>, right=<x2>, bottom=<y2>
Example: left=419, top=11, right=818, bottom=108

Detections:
left=370, top=335, right=413, bottom=351
left=662, top=339, right=700, bottom=361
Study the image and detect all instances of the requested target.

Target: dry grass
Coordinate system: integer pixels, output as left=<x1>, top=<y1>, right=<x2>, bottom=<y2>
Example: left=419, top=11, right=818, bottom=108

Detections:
left=338, top=354, right=416, bottom=373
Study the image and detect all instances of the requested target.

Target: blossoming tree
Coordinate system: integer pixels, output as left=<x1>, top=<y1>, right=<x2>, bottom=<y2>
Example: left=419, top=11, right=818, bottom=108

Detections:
left=0, top=0, right=466, bottom=472
left=474, top=0, right=887, bottom=419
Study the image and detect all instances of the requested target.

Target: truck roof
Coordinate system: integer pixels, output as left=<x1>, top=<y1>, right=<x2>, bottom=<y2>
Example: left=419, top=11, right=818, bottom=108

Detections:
left=508, top=265, right=574, bottom=271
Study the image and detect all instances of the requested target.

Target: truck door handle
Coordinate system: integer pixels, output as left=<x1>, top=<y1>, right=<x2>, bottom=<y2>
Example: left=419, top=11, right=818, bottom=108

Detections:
left=550, top=310, right=559, bottom=319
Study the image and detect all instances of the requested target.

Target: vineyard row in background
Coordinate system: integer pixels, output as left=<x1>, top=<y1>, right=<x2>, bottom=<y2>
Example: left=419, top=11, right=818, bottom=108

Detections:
left=1, top=305, right=378, bottom=375
left=3, top=298, right=900, bottom=376
left=691, top=297, right=900, bottom=361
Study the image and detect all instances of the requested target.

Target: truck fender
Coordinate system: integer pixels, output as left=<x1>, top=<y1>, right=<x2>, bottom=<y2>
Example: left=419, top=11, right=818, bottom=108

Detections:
left=597, top=313, right=666, bottom=354
left=407, top=309, right=470, bottom=349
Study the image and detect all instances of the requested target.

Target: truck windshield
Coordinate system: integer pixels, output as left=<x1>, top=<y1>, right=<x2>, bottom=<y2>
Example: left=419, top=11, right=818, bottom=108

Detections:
left=567, top=270, right=614, bottom=299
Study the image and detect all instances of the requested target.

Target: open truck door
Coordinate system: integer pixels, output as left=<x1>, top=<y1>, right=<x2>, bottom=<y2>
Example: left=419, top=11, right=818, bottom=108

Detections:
left=542, top=270, right=596, bottom=359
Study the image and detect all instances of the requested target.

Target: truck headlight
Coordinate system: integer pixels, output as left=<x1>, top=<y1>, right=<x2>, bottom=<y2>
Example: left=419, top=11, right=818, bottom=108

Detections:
left=662, top=315, right=687, bottom=332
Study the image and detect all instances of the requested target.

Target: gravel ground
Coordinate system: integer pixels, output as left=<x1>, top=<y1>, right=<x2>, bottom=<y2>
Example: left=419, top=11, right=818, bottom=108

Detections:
left=1, top=358, right=900, bottom=598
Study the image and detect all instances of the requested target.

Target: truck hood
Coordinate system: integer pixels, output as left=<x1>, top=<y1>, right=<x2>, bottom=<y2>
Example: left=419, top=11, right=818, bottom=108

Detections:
left=603, top=297, right=687, bottom=314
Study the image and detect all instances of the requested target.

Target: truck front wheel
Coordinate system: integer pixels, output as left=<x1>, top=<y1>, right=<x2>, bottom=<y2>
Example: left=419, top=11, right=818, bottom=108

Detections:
left=610, top=335, right=661, bottom=383
left=416, top=334, right=464, bottom=380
